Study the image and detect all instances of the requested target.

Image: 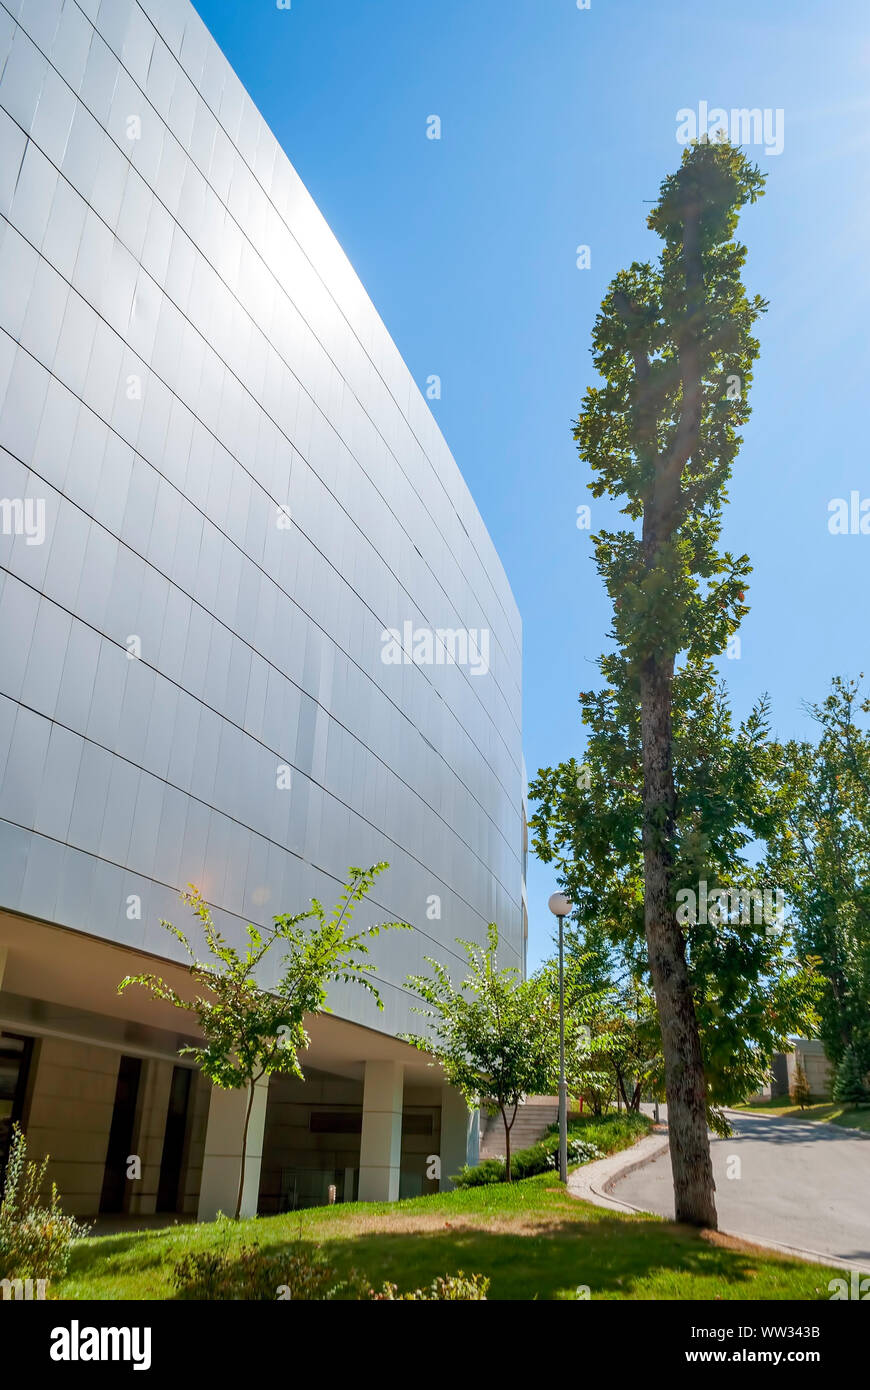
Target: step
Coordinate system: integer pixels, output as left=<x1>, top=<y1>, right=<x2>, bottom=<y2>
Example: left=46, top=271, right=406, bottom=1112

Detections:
left=478, top=1098, right=564, bottom=1159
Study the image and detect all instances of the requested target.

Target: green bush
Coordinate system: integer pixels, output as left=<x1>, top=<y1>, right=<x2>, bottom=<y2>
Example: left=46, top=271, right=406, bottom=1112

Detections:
left=0, top=1124, right=90, bottom=1283
left=171, top=1241, right=364, bottom=1300
left=171, top=1241, right=489, bottom=1301
left=832, top=1048, right=870, bottom=1107
left=372, top=1272, right=489, bottom=1300
left=452, top=1111, right=650, bottom=1188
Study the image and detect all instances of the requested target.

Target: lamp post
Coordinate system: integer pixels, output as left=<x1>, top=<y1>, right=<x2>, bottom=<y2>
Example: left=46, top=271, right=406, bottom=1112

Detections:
left=548, top=891, right=574, bottom=1184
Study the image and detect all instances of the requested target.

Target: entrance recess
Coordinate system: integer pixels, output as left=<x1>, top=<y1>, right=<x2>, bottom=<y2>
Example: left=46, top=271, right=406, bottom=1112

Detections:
left=99, top=1055, right=142, bottom=1214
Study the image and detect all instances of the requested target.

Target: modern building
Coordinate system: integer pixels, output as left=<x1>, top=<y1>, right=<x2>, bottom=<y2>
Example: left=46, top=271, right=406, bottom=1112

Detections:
left=0, top=0, right=524, bottom=1218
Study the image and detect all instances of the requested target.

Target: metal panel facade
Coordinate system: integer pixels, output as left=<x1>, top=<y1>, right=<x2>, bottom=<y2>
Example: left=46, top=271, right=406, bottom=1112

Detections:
left=0, top=0, right=523, bottom=1039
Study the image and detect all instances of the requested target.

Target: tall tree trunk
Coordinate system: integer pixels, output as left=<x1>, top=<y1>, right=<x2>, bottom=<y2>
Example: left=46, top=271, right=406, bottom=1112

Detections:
left=641, top=656, right=717, bottom=1228
left=618, top=180, right=717, bottom=1229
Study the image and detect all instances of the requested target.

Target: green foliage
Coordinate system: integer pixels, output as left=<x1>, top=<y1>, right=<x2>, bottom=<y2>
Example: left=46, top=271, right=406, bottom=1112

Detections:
left=120, top=864, right=406, bottom=1090
left=0, top=1125, right=90, bottom=1282
left=832, top=1048, right=870, bottom=1108
left=790, top=1059, right=812, bottom=1110
left=452, top=1112, right=650, bottom=1188
left=576, top=141, right=767, bottom=680
left=171, top=1236, right=489, bottom=1301
left=530, top=678, right=823, bottom=1122
left=766, top=677, right=870, bottom=1076
left=540, top=945, right=663, bottom=1114
left=452, top=1139, right=602, bottom=1188
left=403, top=924, right=578, bottom=1179
left=534, top=944, right=639, bottom=1109
left=371, top=1272, right=489, bottom=1300
left=120, top=864, right=407, bottom=1216
left=171, top=1239, right=364, bottom=1300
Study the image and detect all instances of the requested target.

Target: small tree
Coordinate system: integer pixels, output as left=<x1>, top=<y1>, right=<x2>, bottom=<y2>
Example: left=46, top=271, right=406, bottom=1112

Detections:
left=120, top=863, right=406, bottom=1219
left=791, top=1057, right=811, bottom=1109
left=403, top=925, right=574, bottom=1181
left=832, top=1047, right=870, bottom=1108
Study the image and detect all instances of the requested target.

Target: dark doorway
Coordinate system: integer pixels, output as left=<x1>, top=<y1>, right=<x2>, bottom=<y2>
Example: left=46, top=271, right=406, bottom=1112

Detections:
left=157, top=1065, right=192, bottom=1212
left=99, top=1055, right=142, bottom=1214
left=771, top=1051, right=790, bottom=1099
left=0, top=1032, right=34, bottom=1195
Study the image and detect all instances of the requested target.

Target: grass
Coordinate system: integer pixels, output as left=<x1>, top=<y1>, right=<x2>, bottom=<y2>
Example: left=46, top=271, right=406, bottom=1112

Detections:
left=57, top=1173, right=840, bottom=1302
left=734, top=1097, right=870, bottom=1132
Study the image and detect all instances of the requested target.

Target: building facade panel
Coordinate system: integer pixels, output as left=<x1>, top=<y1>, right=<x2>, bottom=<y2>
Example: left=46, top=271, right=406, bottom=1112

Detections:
left=0, top=0, right=524, bottom=1052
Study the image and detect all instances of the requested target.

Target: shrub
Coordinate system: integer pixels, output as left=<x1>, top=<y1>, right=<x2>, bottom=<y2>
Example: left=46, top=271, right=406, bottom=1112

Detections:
left=790, top=1058, right=812, bottom=1109
left=371, top=1273, right=489, bottom=1300
left=832, top=1048, right=870, bottom=1107
left=171, top=1241, right=363, bottom=1300
left=171, top=1242, right=488, bottom=1302
left=452, top=1157, right=509, bottom=1188
left=0, top=1125, right=90, bottom=1283
left=452, top=1111, right=649, bottom=1188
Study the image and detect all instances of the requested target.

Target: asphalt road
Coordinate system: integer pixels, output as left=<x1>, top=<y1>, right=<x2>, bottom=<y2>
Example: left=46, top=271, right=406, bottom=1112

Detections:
left=612, top=1109, right=870, bottom=1268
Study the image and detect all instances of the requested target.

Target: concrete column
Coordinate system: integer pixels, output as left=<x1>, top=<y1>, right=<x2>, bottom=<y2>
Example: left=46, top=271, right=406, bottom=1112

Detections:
left=439, top=1084, right=478, bottom=1190
left=358, top=1060, right=403, bottom=1202
left=197, top=1074, right=269, bottom=1222
left=23, top=1038, right=118, bottom=1216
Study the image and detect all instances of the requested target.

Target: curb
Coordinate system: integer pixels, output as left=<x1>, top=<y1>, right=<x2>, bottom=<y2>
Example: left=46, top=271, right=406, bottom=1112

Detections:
left=725, top=1105, right=870, bottom=1139
left=567, top=1130, right=670, bottom=1213
left=569, top=1120, right=870, bottom=1276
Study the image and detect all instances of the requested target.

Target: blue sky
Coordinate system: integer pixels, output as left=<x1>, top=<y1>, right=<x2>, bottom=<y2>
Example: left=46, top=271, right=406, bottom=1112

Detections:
left=192, top=0, right=870, bottom=970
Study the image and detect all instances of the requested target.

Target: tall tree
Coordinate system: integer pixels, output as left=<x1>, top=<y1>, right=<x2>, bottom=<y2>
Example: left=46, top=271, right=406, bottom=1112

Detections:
left=568, top=139, right=767, bottom=1225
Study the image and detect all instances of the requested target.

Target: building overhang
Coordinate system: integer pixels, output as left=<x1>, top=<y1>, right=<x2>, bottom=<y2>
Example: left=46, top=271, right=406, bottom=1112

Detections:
left=0, top=909, right=443, bottom=1087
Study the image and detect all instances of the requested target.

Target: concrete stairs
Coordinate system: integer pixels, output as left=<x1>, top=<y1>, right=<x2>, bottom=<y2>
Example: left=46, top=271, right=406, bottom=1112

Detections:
left=478, top=1096, right=561, bottom=1160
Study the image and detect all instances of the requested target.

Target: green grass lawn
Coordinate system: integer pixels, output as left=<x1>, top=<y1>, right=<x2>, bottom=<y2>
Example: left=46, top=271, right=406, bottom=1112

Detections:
left=733, top=1097, right=870, bottom=1132
left=58, top=1174, right=840, bottom=1301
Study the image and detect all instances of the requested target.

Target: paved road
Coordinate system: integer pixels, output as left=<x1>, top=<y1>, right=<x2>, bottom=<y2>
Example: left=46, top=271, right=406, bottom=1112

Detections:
left=612, top=1110, right=870, bottom=1269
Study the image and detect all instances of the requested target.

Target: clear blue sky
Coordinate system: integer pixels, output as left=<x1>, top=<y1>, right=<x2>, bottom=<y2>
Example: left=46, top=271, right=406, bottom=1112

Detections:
left=192, top=0, right=870, bottom=971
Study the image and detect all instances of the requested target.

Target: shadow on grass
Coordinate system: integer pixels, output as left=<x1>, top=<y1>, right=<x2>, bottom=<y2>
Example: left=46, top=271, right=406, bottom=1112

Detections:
left=59, top=1178, right=835, bottom=1301
left=66, top=1228, right=203, bottom=1284
left=243, top=1218, right=826, bottom=1302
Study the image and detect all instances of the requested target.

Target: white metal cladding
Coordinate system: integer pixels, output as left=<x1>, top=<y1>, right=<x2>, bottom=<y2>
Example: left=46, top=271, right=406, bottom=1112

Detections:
left=0, top=0, right=524, bottom=1037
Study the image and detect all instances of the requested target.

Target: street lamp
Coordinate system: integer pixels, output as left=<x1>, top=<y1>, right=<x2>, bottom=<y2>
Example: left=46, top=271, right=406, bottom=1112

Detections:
left=548, top=891, right=574, bottom=1184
